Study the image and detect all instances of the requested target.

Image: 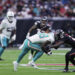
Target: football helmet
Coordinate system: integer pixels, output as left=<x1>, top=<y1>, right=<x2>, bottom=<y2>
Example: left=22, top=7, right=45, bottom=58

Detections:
left=6, top=11, right=15, bottom=22
left=55, top=29, right=64, bottom=40
left=41, top=16, right=48, bottom=26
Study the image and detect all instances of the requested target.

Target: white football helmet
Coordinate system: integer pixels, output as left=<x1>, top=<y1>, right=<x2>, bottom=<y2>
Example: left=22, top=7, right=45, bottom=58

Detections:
left=6, top=11, right=15, bottom=22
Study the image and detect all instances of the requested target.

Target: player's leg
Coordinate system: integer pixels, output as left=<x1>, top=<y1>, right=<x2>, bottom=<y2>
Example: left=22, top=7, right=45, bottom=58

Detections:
left=33, top=51, right=43, bottom=62
left=13, top=39, right=30, bottom=71
left=33, top=51, right=38, bottom=58
left=69, top=49, right=75, bottom=72
left=17, top=44, right=30, bottom=63
left=29, top=49, right=43, bottom=60
left=28, top=51, right=43, bottom=68
left=0, top=37, right=9, bottom=60
left=28, top=42, right=44, bottom=68
left=63, top=49, right=75, bottom=72
left=0, top=46, right=6, bottom=60
left=70, top=55, right=75, bottom=72
left=63, top=51, right=71, bottom=72
left=69, top=49, right=75, bottom=65
left=28, top=44, right=41, bottom=60
left=70, top=55, right=75, bottom=65
left=28, top=51, right=43, bottom=69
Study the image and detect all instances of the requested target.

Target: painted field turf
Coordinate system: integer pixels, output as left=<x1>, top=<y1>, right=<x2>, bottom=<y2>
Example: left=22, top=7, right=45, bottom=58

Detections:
left=0, top=48, right=75, bottom=75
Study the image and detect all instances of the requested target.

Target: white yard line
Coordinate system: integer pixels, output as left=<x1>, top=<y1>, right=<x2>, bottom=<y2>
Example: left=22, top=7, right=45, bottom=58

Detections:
left=53, top=53, right=65, bottom=55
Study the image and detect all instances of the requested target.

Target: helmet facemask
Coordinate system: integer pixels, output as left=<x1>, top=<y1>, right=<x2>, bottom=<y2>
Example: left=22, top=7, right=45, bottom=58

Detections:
left=41, top=17, right=47, bottom=26
left=7, top=16, right=14, bottom=22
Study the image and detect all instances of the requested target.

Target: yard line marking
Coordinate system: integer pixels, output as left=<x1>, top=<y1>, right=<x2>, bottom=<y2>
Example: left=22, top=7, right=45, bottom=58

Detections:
left=20, top=63, right=73, bottom=66
left=53, top=53, right=65, bottom=55
left=0, top=63, right=73, bottom=66
left=0, top=63, right=69, bottom=66
left=0, top=64, right=12, bottom=65
left=36, top=64, right=73, bottom=66
left=37, top=67, right=64, bottom=70
left=20, top=64, right=75, bottom=71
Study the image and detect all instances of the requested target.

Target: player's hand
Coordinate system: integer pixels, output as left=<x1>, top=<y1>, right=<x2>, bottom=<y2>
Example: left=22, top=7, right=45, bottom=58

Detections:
left=41, top=45, right=52, bottom=55
left=18, top=43, right=24, bottom=50
left=9, top=34, right=16, bottom=43
left=12, top=34, right=16, bottom=41
left=47, top=51, right=52, bottom=55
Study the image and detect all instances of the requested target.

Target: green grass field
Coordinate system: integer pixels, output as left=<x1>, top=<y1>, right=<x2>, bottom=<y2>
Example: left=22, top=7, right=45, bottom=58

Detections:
left=0, top=48, right=75, bottom=75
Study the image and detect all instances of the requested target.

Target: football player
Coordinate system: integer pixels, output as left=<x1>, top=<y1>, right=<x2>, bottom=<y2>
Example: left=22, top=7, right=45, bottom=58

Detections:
left=50, top=29, right=75, bottom=72
left=13, top=30, right=55, bottom=71
left=19, top=16, right=51, bottom=60
left=0, top=11, right=16, bottom=60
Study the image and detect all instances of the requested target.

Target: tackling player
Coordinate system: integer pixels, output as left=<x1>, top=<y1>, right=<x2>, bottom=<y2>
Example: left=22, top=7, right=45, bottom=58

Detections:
left=0, top=11, right=16, bottom=60
left=50, top=29, right=75, bottom=72
left=13, top=30, right=55, bottom=71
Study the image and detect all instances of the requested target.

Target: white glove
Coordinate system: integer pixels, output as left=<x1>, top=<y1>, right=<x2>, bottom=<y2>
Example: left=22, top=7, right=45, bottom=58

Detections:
left=11, top=34, right=16, bottom=41
left=26, top=33, right=30, bottom=39
left=19, top=43, right=24, bottom=50
left=47, top=51, right=52, bottom=55
left=9, top=34, right=16, bottom=43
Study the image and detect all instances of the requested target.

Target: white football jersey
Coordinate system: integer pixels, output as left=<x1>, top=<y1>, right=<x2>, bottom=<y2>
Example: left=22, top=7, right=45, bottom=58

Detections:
left=28, top=32, right=55, bottom=44
left=0, top=18, right=16, bottom=39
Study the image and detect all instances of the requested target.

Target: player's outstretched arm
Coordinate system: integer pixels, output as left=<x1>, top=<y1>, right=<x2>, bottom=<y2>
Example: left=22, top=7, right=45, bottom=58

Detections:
left=51, top=41, right=64, bottom=49
left=26, top=25, right=37, bottom=38
left=41, top=41, right=51, bottom=54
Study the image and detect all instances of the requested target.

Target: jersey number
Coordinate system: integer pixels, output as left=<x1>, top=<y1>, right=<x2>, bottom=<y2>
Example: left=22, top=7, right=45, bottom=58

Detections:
left=39, top=33, right=48, bottom=38
left=7, top=27, right=14, bottom=32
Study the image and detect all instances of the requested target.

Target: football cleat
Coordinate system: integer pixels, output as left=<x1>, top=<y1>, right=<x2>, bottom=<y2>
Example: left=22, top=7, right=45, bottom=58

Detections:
left=63, top=68, right=69, bottom=72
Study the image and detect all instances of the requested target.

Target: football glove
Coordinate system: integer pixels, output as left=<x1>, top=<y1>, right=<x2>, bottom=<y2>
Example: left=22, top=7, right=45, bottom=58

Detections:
left=42, top=45, right=52, bottom=55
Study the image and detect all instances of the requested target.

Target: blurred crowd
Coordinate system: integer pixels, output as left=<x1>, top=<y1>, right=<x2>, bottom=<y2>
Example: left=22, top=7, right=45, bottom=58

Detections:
left=0, top=0, right=75, bottom=18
